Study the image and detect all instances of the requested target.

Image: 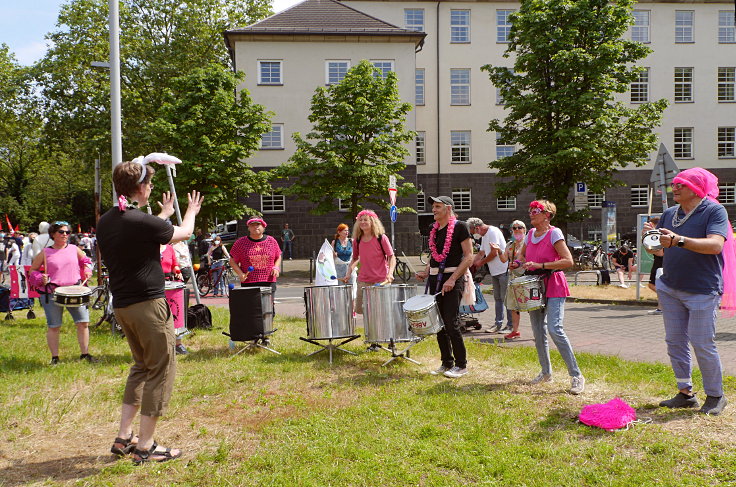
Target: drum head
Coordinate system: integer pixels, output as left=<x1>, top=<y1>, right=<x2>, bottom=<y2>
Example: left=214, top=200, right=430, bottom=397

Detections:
left=55, top=285, right=92, bottom=296
left=403, top=294, right=435, bottom=312
left=165, top=281, right=185, bottom=290
left=510, top=275, right=538, bottom=285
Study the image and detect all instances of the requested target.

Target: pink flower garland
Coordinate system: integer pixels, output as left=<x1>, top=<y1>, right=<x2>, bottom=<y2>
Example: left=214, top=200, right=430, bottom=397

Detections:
left=429, top=218, right=456, bottom=262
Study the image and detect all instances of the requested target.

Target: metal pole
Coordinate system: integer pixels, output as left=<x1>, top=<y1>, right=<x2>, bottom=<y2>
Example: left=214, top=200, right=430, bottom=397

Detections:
left=109, top=0, right=122, bottom=203
left=165, top=164, right=201, bottom=304
left=94, top=158, right=102, bottom=283
left=658, top=163, right=668, bottom=210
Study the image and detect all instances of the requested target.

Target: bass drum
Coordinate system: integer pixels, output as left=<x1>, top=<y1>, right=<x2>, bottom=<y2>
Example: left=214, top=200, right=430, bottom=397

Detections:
left=304, top=285, right=355, bottom=339
left=363, top=284, right=417, bottom=344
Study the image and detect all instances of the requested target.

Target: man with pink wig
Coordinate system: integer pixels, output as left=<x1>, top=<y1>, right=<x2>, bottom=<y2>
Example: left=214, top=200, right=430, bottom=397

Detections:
left=644, top=167, right=735, bottom=415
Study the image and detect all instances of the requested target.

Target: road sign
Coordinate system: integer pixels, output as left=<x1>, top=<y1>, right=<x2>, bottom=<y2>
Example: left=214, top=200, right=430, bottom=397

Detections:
left=390, top=205, right=398, bottom=222
left=574, top=182, right=588, bottom=210
left=576, top=182, right=586, bottom=193
left=388, top=188, right=397, bottom=206
left=388, top=175, right=396, bottom=190
left=649, top=143, right=679, bottom=185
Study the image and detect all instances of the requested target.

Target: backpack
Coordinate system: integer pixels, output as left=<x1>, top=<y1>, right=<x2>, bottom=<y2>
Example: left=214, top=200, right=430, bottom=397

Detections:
left=187, top=303, right=212, bottom=329
left=356, top=234, right=388, bottom=260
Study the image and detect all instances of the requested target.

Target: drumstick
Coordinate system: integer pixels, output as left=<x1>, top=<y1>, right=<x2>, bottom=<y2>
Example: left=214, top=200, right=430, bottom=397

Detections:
left=401, top=251, right=418, bottom=275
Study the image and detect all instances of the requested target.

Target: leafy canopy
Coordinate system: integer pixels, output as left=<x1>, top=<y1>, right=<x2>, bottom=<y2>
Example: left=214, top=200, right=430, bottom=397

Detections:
left=482, top=0, right=667, bottom=225
left=272, top=60, right=416, bottom=219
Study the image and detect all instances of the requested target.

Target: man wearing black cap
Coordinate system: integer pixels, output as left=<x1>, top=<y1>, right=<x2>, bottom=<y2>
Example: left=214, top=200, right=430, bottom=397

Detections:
left=416, top=196, right=474, bottom=378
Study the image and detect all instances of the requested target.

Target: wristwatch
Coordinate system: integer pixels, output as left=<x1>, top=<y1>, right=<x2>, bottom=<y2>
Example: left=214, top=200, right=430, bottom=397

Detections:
left=676, top=236, right=686, bottom=247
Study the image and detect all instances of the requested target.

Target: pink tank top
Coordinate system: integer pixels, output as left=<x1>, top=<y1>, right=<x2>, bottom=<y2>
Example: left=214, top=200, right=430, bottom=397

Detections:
left=525, top=227, right=570, bottom=298
left=44, top=245, right=83, bottom=287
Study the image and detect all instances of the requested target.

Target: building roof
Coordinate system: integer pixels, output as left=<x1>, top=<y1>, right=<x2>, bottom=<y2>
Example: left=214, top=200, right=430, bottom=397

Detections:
left=224, top=0, right=425, bottom=41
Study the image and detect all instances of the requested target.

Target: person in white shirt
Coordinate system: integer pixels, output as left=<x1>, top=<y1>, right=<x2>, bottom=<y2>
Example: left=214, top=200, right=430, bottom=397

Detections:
left=20, top=233, right=38, bottom=266
left=468, top=217, right=510, bottom=333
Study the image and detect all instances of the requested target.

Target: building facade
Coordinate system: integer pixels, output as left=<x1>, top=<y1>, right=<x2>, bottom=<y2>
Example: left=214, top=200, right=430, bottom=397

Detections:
left=226, top=0, right=736, bottom=253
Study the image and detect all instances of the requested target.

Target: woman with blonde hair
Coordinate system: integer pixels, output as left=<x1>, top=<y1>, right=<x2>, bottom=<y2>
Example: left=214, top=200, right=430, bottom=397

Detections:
left=343, top=210, right=396, bottom=317
left=497, top=219, right=527, bottom=340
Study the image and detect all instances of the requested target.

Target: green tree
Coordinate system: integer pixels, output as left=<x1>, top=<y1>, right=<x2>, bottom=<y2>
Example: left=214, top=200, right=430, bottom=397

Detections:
left=482, top=0, right=667, bottom=226
left=147, top=64, right=271, bottom=228
left=273, top=60, right=416, bottom=219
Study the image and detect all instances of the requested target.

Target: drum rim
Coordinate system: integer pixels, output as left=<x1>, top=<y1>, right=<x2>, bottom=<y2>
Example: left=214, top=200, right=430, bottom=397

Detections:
left=54, top=286, right=94, bottom=296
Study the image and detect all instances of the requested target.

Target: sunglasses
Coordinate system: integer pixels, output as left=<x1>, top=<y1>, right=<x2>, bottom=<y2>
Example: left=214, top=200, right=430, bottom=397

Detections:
left=671, top=182, right=685, bottom=190
left=512, top=226, right=525, bottom=230
left=528, top=208, right=544, bottom=216
left=54, top=220, right=69, bottom=226
left=57, top=230, right=71, bottom=235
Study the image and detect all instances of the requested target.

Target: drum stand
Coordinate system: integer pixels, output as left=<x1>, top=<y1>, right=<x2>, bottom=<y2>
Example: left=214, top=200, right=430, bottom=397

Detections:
left=224, top=330, right=281, bottom=356
left=376, top=338, right=423, bottom=367
left=299, top=334, right=360, bottom=364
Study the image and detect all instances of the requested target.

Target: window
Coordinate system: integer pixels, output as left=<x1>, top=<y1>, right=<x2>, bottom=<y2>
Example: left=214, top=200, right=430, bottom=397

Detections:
left=588, top=229, right=602, bottom=241
left=417, top=192, right=426, bottom=213
left=496, top=133, right=514, bottom=159
left=675, top=11, right=693, bottom=43
left=261, top=193, right=285, bottom=213
left=719, top=183, right=736, bottom=205
left=630, top=68, right=649, bottom=103
left=674, top=127, right=693, bottom=158
left=450, top=68, right=470, bottom=105
left=452, top=189, right=471, bottom=211
left=371, top=60, right=393, bottom=79
left=631, top=185, right=649, bottom=207
left=632, top=10, right=650, bottom=43
left=415, top=68, right=425, bottom=105
left=450, top=10, right=470, bottom=43
left=497, top=196, right=516, bottom=211
left=719, top=11, right=735, bottom=43
left=258, top=61, right=282, bottom=85
left=718, top=127, right=736, bottom=158
left=326, top=60, right=350, bottom=85
left=415, top=132, right=426, bottom=164
left=404, top=9, right=424, bottom=32
left=450, top=131, right=471, bottom=163
left=587, top=193, right=604, bottom=208
left=674, top=67, right=693, bottom=102
left=260, top=124, right=283, bottom=149
left=496, top=9, right=515, bottom=43
left=718, top=67, right=736, bottom=102
left=337, top=199, right=350, bottom=212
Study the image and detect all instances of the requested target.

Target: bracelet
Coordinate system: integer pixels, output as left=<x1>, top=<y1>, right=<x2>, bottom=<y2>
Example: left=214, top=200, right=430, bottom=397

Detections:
left=669, top=235, right=676, bottom=248
left=513, top=260, right=522, bottom=267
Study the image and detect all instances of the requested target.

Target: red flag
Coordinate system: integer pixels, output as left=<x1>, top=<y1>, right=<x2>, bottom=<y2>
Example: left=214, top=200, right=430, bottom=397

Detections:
left=14, top=224, right=20, bottom=232
left=77, top=223, right=81, bottom=233
left=5, top=214, right=14, bottom=235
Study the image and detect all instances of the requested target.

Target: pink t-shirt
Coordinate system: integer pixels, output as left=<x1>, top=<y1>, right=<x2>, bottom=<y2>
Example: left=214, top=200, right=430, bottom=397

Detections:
left=160, top=245, right=179, bottom=274
left=44, top=245, right=84, bottom=287
left=230, top=235, right=281, bottom=283
left=353, top=234, right=394, bottom=283
left=525, top=226, right=570, bottom=298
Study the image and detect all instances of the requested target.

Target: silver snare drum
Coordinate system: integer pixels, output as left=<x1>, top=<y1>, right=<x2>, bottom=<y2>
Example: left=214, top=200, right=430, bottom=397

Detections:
left=642, top=229, right=663, bottom=251
left=53, top=285, right=93, bottom=308
left=402, top=294, right=444, bottom=336
left=304, top=285, right=355, bottom=339
left=507, top=275, right=545, bottom=312
left=363, top=284, right=417, bottom=343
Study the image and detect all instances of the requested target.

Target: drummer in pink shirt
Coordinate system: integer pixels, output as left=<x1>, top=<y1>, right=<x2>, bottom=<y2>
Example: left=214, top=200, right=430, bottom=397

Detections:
left=344, top=210, right=396, bottom=315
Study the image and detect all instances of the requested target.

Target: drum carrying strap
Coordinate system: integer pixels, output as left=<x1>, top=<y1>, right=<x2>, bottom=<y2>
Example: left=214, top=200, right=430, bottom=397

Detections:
left=425, top=261, right=447, bottom=294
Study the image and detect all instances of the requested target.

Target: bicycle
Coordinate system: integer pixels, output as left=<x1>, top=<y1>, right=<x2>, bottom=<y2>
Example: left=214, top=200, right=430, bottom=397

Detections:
left=392, top=251, right=413, bottom=284
left=197, top=259, right=232, bottom=296
left=90, top=268, right=123, bottom=337
left=418, top=235, right=431, bottom=265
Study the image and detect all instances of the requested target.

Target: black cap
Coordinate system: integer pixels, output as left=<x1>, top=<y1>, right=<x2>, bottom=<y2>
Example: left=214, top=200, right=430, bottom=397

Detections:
left=428, top=195, right=454, bottom=207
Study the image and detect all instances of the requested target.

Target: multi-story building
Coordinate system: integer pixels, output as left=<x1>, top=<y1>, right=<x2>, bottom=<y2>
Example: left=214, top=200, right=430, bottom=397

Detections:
left=225, top=0, right=736, bottom=253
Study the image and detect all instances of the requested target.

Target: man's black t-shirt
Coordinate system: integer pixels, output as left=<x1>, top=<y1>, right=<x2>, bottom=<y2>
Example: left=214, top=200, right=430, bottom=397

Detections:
left=429, top=220, right=472, bottom=269
left=97, top=207, right=175, bottom=308
left=612, top=250, right=632, bottom=269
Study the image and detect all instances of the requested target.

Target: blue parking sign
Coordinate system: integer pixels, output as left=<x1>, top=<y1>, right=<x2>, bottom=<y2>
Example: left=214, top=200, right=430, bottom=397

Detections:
left=390, top=205, right=398, bottom=222
left=576, top=182, right=586, bottom=193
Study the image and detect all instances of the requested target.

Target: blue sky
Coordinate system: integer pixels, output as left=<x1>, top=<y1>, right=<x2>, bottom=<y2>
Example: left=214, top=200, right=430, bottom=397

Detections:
left=0, top=0, right=301, bottom=66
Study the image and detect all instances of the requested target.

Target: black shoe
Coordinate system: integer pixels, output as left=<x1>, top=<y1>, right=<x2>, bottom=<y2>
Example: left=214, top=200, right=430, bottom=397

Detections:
left=175, top=344, right=188, bottom=355
left=79, top=353, right=99, bottom=363
left=50, top=356, right=60, bottom=365
left=699, top=395, right=727, bottom=416
left=659, top=392, right=699, bottom=409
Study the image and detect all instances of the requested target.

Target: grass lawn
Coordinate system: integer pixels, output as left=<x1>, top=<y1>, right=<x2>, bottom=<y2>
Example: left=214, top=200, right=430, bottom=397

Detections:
left=1, top=306, right=735, bottom=486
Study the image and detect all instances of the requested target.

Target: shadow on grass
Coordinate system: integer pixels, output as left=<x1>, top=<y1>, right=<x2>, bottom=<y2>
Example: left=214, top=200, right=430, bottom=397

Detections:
left=0, top=455, right=113, bottom=487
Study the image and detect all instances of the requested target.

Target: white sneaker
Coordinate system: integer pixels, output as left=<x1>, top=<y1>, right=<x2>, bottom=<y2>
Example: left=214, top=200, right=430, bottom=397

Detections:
left=430, top=365, right=450, bottom=376
left=570, top=375, right=586, bottom=395
left=618, top=283, right=629, bottom=288
left=530, top=372, right=552, bottom=384
left=648, top=309, right=663, bottom=315
left=443, top=366, right=468, bottom=378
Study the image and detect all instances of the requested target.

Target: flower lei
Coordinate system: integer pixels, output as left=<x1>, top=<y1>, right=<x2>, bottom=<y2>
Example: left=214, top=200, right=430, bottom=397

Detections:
left=117, top=195, right=139, bottom=212
left=429, top=217, right=456, bottom=262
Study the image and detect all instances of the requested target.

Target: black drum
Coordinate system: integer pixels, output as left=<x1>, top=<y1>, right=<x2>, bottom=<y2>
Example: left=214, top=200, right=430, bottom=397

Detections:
left=228, top=287, right=274, bottom=341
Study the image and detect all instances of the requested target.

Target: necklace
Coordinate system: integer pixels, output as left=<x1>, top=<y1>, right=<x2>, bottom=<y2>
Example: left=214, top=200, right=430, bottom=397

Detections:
left=672, top=197, right=706, bottom=228
left=429, top=218, right=456, bottom=262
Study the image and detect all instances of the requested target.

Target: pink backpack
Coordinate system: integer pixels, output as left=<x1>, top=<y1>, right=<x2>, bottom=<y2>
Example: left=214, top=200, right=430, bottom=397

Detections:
left=579, top=398, right=636, bottom=431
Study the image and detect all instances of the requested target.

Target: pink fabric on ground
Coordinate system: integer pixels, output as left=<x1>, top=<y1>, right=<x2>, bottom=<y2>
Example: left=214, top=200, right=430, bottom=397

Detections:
left=579, top=398, right=637, bottom=431
left=674, top=167, right=736, bottom=316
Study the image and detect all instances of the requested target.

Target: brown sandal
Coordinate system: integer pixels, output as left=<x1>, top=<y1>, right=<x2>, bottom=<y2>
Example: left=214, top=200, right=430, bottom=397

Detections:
left=111, top=433, right=138, bottom=456
left=132, top=441, right=182, bottom=465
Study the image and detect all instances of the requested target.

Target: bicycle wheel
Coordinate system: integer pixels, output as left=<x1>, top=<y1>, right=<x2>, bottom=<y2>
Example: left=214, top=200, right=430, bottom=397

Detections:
left=394, top=261, right=411, bottom=283
left=197, top=274, right=211, bottom=296
left=91, top=286, right=109, bottom=311
left=110, top=314, right=125, bottom=337
left=222, top=272, right=231, bottom=297
left=419, top=249, right=430, bottom=265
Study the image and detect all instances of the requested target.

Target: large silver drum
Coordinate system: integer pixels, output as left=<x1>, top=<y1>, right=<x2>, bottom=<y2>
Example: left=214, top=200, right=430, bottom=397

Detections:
left=363, top=284, right=417, bottom=343
left=304, top=285, right=355, bottom=339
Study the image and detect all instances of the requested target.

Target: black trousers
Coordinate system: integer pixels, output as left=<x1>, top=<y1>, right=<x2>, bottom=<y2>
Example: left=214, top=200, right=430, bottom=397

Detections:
left=428, top=274, right=467, bottom=369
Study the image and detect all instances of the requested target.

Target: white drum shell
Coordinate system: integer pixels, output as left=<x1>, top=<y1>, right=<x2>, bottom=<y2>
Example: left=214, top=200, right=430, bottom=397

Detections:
left=507, top=276, right=545, bottom=312
left=403, top=294, right=444, bottom=336
left=304, top=285, right=355, bottom=339
left=363, top=284, right=417, bottom=343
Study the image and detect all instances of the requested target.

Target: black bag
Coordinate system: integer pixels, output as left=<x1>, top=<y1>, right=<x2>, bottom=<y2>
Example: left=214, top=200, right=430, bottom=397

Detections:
left=599, top=270, right=611, bottom=285
left=187, top=303, right=212, bottom=329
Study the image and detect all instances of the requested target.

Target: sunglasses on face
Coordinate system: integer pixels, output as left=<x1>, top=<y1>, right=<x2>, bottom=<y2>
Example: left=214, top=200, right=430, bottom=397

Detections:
left=528, top=208, right=544, bottom=216
left=512, top=226, right=525, bottom=230
left=57, top=230, right=71, bottom=235
left=671, top=182, right=685, bottom=190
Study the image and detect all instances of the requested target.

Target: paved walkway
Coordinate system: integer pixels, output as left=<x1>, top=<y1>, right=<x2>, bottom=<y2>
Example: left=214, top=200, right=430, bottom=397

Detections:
left=196, top=258, right=736, bottom=376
